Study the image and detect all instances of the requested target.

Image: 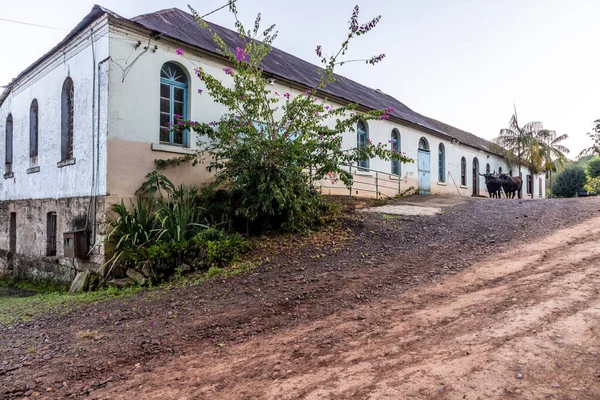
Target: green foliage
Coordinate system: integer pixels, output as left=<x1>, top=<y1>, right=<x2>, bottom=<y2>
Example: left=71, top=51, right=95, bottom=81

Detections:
left=158, top=4, right=413, bottom=232
left=136, top=171, right=176, bottom=197
left=205, top=266, right=223, bottom=278
left=584, top=176, right=600, bottom=194
left=193, top=228, right=246, bottom=267
left=107, top=197, right=157, bottom=251
left=104, top=174, right=247, bottom=284
left=495, top=112, right=569, bottom=177
left=552, top=165, right=587, bottom=197
left=586, top=156, right=600, bottom=178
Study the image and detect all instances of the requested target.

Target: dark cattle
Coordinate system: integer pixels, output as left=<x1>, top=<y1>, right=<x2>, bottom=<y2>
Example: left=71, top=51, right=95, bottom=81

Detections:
left=480, top=173, right=502, bottom=198
left=499, top=173, right=522, bottom=199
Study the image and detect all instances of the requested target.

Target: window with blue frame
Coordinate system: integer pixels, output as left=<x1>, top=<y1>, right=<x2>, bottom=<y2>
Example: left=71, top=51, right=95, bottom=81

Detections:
left=438, top=143, right=445, bottom=182
left=160, top=63, right=188, bottom=146
left=391, top=129, right=400, bottom=175
left=357, top=120, right=369, bottom=169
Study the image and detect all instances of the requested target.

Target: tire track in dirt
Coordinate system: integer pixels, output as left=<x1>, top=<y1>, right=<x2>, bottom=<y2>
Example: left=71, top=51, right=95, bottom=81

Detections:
left=94, top=216, right=600, bottom=399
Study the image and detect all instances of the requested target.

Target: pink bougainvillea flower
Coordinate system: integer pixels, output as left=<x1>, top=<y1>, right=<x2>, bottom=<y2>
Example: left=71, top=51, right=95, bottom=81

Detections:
left=176, top=48, right=183, bottom=55
left=223, top=67, right=234, bottom=75
left=274, top=92, right=280, bottom=96
left=284, top=92, right=291, bottom=99
left=315, top=45, right=322, bottom=57
left=235, top=47, right=249, bottom=61
left=197, top=89, right=203, bottom=94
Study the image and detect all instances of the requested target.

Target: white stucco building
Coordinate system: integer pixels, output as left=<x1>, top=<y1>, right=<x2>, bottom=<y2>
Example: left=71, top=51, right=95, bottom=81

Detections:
left=0, top=6, right=544, bottom=282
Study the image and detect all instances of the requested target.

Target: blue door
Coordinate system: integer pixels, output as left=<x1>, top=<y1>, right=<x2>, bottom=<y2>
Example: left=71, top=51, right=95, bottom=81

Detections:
left=418, top=149, right=431, bottom=195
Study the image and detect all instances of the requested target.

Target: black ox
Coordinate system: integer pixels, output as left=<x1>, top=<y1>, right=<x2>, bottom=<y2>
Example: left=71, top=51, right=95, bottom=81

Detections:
left=499, top=173, right=523, bottom=199
left=480, top=173, right=503, bottom=198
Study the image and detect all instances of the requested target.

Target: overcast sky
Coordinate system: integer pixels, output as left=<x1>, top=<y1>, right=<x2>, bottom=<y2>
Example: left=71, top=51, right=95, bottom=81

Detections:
left=1, top=0, right=598, bottom=157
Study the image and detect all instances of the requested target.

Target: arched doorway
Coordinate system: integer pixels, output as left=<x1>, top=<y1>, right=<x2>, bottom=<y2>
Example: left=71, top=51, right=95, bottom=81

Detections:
left=472, top=157, right=479, bottom=196
left=418, top=137, right=430, bottom=195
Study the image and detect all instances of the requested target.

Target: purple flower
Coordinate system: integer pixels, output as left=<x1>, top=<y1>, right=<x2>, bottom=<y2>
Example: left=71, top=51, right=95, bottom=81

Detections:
left=239, top=95, right=245, bottom=100
left=274, top=92, right=280, bottom=96
left=235, top=47, right=249, bottom=62
left=223, top=67, right=234, bottom=75
left=176, top=48, right=183, bottom=55
left=209, top=121, right=216, bottom=126
left=198, top=89, right=203, bottom=94
left=177, top=121, right=184, bottom=125
left=367, top=53, right=386, bottom=65
left=284, top=92, right=291, bottom=99
left=325, top=106, right=330, bottom=110
left=315, top=45, right=322, bottom=57
left=174, top=114, right=182, bottom=118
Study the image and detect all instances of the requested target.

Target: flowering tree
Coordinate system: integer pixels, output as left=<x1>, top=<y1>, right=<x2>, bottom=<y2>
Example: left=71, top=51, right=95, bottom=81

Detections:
left=162, top=4, right=413, bottom=231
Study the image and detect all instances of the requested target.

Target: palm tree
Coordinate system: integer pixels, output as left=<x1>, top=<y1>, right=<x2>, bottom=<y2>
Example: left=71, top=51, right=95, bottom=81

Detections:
left=495, top=108, right=546, bottom=198
left=579, top=119, right=600, bottom=158
left=534, top=129, right=569, bottom=197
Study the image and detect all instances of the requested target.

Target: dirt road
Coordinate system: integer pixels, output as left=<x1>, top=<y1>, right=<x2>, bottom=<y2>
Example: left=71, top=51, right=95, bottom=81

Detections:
left=95, top=213, right=600, bottom=399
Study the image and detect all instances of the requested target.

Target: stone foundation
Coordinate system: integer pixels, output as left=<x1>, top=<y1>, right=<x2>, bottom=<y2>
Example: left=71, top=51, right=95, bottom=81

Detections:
left=0, top=196, right=106, bottom=283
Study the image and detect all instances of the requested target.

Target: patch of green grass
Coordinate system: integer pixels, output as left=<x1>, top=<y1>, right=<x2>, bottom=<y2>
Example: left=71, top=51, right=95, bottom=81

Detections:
left=0, top=285, right=143, bottom=327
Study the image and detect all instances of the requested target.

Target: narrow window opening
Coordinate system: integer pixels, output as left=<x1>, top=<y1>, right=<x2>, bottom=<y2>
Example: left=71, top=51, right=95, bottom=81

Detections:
left=5, top=114, right=13, bottom=175
left=61, top=77, right=74, bottom=160
left=438, top=143, right=445, bottom=182
left=357, top=120, right=369, bottom=170
left=460, top=157, right=466, bottom=186
left=391, top=129, right=400, bottom=175
left=46, top=212, right=57, bottom=256
left=30, top=99, right=39, bottom=158
left=8, top=212, right=16, bottom=270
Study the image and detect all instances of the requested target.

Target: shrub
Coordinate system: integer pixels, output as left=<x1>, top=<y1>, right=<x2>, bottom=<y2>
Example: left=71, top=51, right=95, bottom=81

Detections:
left=552, top=165, right=587, bottom=197
left=104, top=174, right=247, bottom=285
left=586, top=156, right=600, bottom=178
left=585, top=176, right=600, bottom=194
left=193, top=229, right=245, bottom=267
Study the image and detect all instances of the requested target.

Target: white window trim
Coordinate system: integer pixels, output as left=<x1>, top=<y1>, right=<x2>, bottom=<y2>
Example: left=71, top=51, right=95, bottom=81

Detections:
left=152, top=143, right=195, bottom=155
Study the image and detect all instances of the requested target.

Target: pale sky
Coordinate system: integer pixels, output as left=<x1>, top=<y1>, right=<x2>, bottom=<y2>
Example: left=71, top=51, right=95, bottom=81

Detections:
left=1, top=0, right=598, bottom=157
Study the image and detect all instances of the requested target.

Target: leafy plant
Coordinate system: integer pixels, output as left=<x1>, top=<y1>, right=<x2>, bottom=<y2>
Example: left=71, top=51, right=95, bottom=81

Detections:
left=586, top=156, right=600, bottom=179
left=157, top=4, right=413, bottom=232
left=552, top=165, right=587, bottom=197
left=136, top=171, right=176, bottom=198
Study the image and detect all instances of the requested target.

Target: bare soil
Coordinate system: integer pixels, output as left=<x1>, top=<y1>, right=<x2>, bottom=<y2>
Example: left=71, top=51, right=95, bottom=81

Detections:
left=2, top=196, right=600, bottom=399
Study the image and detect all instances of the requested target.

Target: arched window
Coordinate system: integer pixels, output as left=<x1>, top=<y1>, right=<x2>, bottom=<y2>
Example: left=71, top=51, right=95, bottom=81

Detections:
left=357, top=120, right=369, bottom=169
left=460, top=157, right=466, bottom=186
left=5, top=114, right=13, bottom=174
left=486, top=163, right=490, bottom=174
left=391, top=129, right=400, bottom=175
left=160, top=62, right=188, bottom=145
left=418, top=137, right=429, bottom=151
left=30, top=99, right=38, bottom=158
left=499, top=166, right=503, bottom=175
left=438, top=143, right=445, bottom=182
left=61, top=77, right=74, bottom=161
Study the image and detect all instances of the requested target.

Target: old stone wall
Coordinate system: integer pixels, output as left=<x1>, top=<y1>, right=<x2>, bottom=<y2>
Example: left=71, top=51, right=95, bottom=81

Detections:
left=0, top=196, right=106, bottom=283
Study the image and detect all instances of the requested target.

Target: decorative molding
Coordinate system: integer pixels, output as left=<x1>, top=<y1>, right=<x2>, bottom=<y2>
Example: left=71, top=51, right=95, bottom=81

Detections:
left=3, top=171, right=14, bottom=179
left=26, top=166, right=40, bottom=174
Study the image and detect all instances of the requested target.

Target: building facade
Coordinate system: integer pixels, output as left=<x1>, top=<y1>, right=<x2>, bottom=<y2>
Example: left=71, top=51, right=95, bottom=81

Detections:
left=0, top=6, right=544, bottom=282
